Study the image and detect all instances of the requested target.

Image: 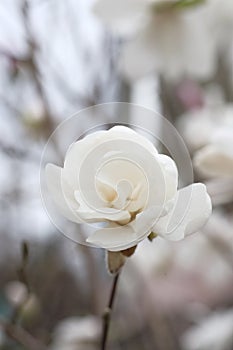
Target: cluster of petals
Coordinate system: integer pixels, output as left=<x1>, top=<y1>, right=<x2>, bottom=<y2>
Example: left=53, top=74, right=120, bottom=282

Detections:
left=46, top=126, right=211, bottom=251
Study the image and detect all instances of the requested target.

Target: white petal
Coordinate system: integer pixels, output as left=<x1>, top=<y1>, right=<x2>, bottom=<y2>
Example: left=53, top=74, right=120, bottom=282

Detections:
left=112, top=180, right=133, bottom=210
left=152, top=183, right=212, bottom=241
left=194, top=145, right=233, bottom=178
left=63, top=126, right=158, bottom=192
left=77, top=207, right=131, bottom=224
left=86, top=224, right=137, bottom=251
left=156, top=154, right=178, bottom=201
left=45, top=164, right=82, bottom=223
left=63, top=130, right=107, bottom=189
left=105, top=126, right=158, bottom=157
left=96, top=179, right=117, bottom=203
left=132, top=205, right=167, bottom=233
left=126, top=182, right=145, bottom=212
left=93, top=0, right=147, bottom=36
left=86, top=205, right=165, bottom=251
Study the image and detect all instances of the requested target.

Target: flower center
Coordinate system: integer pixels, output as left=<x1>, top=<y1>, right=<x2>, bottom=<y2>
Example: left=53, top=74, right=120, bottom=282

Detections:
left=95, top=158, right=148, bottom=220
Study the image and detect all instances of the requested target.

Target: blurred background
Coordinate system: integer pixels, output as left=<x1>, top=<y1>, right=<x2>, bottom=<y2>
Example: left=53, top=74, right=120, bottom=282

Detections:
left=1, top=0, right=233, bottom=349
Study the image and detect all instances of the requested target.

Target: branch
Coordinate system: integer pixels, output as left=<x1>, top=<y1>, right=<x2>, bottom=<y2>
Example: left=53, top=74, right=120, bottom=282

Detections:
left=101, top=273, right=120, bottom=350
left=0, top=320, right=47, bottom=350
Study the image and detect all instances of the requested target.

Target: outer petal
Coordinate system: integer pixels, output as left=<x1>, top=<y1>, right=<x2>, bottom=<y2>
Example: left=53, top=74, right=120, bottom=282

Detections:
left=86, top=205, right=164, bottom=251
left=152, top=183, right=212, bottom=241
left=86, top=224, right=136, bottom=251
left=45, top=164, right=82, bottom=223
left=105, top=126, right=158, bottom=157
left=77, top=208, right=131, bottom=224
left=63, top=130, right=107, bottom=189
left=194, top=145, right=233, bottom=178
left=156, top=154, right=178, bottom=201
left=93, top=0, right=147, bottom=36
left=63, top=125, right=158, bottom=190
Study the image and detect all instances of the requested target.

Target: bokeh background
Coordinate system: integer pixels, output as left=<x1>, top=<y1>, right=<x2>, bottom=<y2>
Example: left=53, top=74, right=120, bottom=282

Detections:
left=1, top=0, right=233, bottom=349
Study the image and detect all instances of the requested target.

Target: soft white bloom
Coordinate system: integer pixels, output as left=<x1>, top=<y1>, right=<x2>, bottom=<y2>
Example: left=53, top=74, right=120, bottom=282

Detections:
left=194, top=126, right=233, bottom=178
left=178, top=104, right=233, bottom=177
left=46, top=126, right=211, bottom=251
left=206, top=0, right=233, bottom=49
left=179, top=104, right=233, bottom=178
left=94, top=0, right=216, bottom=81
left=182, top=309, right=233, bottom=350
left=49, top=316, right=101, bottom=350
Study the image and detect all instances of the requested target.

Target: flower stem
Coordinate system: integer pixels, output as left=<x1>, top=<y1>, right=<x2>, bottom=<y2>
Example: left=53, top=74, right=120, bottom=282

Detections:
left=101, top=272, right=120, bottom=350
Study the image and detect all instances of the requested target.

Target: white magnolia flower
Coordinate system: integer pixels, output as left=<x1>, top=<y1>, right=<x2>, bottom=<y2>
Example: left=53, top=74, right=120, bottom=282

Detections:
left=182, top=309, right=233, bottom=350
left=94, top=0, right=216, bottom=81
left=179, top=104, right=233, bottom=178
left=46, top=126, right=211, bottom=251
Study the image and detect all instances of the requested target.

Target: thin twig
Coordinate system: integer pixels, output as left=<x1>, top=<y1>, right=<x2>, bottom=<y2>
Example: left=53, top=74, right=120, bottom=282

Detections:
left=101, top=273, right=120, bottom=350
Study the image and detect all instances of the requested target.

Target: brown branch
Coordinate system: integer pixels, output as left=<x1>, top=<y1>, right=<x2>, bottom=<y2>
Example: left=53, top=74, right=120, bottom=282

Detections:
left=101, top=272, right=120, bottom=350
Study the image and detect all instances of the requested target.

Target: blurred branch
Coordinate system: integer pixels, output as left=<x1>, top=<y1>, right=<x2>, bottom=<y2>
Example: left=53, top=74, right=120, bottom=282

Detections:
left=21, top=0, right=55, bottom=138
left=0, top=139, right=39, bottom=161
left=0, top=92, right=21, bottom=117
left=11, top=241, right=31, bottom=324
left=0, top=320, right=47, bottom=350
left=1, top=243, right=47, bottom=350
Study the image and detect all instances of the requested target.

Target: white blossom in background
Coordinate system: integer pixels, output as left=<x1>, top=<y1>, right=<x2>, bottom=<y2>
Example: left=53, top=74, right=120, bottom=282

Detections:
left=49, top=316, right=101, bottom=350
left=206, top=0, right=233, bottom=49
left=178, top=104, right=233, bottom=203
left=194, top=127, right=233, bottom=178
left=46, top=126, right=212, bottom=252
left=179, top=104, right=233, bottom=178
left=93, top=0, right=217, bottom=81
left=182, top=309, right=233, bottom=350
